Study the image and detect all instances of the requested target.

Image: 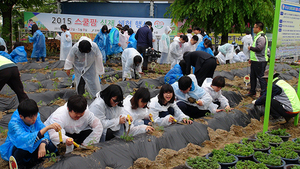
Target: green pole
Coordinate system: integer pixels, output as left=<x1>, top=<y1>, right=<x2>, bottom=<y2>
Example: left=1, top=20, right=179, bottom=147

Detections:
left=263, top=0, right=281, bottom=132
left=294, top=71, right=300, bottom=126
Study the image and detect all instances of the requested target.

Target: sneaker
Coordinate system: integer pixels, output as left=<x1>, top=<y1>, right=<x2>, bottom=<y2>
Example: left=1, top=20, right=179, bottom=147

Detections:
left=9, top=156, right=18, bottom=169
left=244, top=92, right=256, bottom=97
left=270, top=117, right=286, bottom=125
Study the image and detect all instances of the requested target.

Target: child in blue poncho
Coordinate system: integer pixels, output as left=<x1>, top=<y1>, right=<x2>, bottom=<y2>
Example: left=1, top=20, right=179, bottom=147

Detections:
left=0, top=99, right=61, bottom=168
left=0, top=45, right=13, bottom=62
left=10, top=42, right=28, bottom=63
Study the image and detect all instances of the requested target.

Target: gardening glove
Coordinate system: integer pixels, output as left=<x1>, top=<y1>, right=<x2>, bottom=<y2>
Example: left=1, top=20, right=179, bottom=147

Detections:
left=252, top=100, right=256, bottom=104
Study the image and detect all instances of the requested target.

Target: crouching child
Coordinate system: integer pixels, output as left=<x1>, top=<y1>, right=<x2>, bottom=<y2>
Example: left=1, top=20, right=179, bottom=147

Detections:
left=0, top=99, right=61, bottom=168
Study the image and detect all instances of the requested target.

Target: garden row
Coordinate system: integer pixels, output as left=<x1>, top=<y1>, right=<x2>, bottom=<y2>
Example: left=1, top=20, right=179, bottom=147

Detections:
left=186, top=128, right=300, bottom=169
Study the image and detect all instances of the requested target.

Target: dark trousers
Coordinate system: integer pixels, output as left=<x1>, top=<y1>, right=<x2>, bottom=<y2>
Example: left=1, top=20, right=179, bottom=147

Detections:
left=270, top=99, right=297, bottom=121
left=177, top=101, right=210, bottom=118
left=0, top=67, right=28, bottom=103
left=77, top=77, right=86, bottom=96
left=194, top=58, right=217, bottom=86
left=159, top=107, right=175, bottom=118
left=12, top=140, right=56, bottom=166
left=36, top=57, right=45, bottom=62
left=137, top=46, right=148, bottom=70
left=250, top=61, right=267, bottom=95
left=66, top=129, right=92, bottom=145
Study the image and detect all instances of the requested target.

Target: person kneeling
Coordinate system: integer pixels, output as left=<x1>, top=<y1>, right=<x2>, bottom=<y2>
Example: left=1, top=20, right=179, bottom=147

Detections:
left=0, top=99, right=61, bottom=168
left=171, top=75, right=212, bottom=118
left=44, top=95, right=103, bottom=152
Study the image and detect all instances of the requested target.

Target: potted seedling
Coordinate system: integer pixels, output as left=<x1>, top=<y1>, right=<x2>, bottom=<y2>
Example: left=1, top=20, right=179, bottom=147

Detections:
left=205, top=149, right=238, bottom=169
left=241, top=138, right=270, bottom=152
left=234, top=160, right=268, bottom=169
left=269, top=146, right=299, bottom=164
left=284, top=164, right=300, bottom=169
left=224, top=143, right=254, bottom=160
left=185, top=156, right=220, bottom=169
left=256, top=132, right=283, bottom=147
left=253, top=151, right=286, bottom=169
left=293, top=138, right=300, bottom=144
left=267, top=128, right=291, bottom=142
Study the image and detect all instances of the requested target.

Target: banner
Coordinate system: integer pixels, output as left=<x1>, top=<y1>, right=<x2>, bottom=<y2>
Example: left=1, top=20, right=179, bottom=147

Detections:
left=276, top=1, right=300, bottom=59
left=24, top=12, right=173, bottom=40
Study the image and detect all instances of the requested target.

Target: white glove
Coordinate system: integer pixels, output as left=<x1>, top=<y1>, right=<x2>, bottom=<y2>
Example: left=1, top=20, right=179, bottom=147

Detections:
left=252, top=100, right=256, bottom=104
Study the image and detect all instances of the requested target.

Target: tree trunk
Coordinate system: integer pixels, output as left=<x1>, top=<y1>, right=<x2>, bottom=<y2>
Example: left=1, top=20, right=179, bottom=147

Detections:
left=1, top=5, right=13, bottom=52
left=221, top=33, right=228, bottom=45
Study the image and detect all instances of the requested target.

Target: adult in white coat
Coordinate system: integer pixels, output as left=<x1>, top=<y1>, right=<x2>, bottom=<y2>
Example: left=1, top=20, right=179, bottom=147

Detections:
left=241, top=31, right=253, bottom=60
left=169, top=35, right=188, bottom=69
left=151, top=27, right=158, bottom=51
left=89, top=84, right=125, bottom=142
left=186, top=29, right=193, bottom=41
left=182, top=35, right=199, bottom=54
left=122, top=87, right=154, bottom=136
left=44, top=95, right=103, bottom=148
left=121, top=48, right=144, bottom=81
left=149, top=84, right=193, bottom=126
left=158, top=26, right=172, bottom=64
left=64, top=36, right=104, bottom=97
left=56, top=24, right=72, bottom=60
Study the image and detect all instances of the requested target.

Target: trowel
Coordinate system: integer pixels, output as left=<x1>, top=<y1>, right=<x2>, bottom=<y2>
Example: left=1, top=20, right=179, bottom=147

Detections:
left=188, top=97, right=198, bottom=104
left=72, top=141, right=90, bottom=150
left=57, top=130, right=66, bottom=156
left=126, top=114, right=131, bottom=136
left=149, top=113, right=158, bottom=128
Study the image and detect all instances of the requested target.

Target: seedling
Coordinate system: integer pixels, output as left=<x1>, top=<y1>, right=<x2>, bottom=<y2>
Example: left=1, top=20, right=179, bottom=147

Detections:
left=0, top=126, right=8, bottom=138
left=83, top=91, right=92, bottom=99
left=45, top=150, right=57, bottom=163
left=53, top=81, right=58, bottom=89
left=145, top=82, right=149, bottom=88
left=44, top=66, right=49, bottom=70
left=37, top=100, right=43, bottom=106
left=186, top=156, right=219, bottom=169
left=87, top=137, right=97, bottom=146
left=115, top=74, right=119, bottom=79
left=53, top=71, right=57, bottom=77
left=234, top=160, right=268, bottom=169
left=120, top=132, right=134, bottom=142
left=270, top=128, right=290, bottom=136
left=205, top=112, right=213, bottom=117
left=254, top=151, right=283, bottom=167
left=150, top=84, right=155, bottom=89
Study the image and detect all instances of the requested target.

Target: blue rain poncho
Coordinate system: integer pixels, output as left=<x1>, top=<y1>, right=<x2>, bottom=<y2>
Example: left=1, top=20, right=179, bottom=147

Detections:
left=10, top=46, right=28, bottom=63
left=0, top=51, right=13, bottom=62
left=93, top=29, right=108, bottom=62
left=164, top=64, right=183, bottom=84
left=127, top=33, right=137, bottom=49
left=196, top=41, right=214, bottom=56
left=28, top=30, right=46, bottom=58
left=202, top=35, right=212, bottom=41
left=56, top=31, right=72, bottom=60
left=107, top=27, right=123, bottom=56
left=0, top=110, right=50, bottom=161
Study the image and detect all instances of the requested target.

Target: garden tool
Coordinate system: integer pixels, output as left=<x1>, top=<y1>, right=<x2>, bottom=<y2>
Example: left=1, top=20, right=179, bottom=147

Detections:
left=57, top=130, right=66, bottom=156
left=170, top=115, right=186, bottom=125
left=72, top=140, right=90, bottom=150
left=126, top=114, right=131, bottom=136
left=149, top=113, right=158, bottom=128
left=187, top=97, right=198, bottom=104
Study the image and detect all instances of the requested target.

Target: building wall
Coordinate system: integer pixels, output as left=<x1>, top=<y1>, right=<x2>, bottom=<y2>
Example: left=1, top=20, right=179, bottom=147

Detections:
left=61, top=2, right=171, bottom=18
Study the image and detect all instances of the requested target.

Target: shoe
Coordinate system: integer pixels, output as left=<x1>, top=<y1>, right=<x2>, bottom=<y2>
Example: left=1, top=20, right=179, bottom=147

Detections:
left=244, top=92, right=256, bottom=97
left=9, top=156, right=18, bottom=169
left=270, top=117, right=286, bottom=125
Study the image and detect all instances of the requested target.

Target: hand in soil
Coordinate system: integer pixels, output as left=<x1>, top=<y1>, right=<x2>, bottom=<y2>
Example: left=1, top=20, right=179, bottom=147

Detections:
left=146, top=126, right=155, bottom=133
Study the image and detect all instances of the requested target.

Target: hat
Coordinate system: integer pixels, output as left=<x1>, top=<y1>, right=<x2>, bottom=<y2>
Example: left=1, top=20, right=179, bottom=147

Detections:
left=262, top=69, right=276, bottom=79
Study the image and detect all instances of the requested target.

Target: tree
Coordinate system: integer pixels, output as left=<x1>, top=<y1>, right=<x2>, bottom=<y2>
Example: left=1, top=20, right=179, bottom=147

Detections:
left=0, top=0, right=44, bottom=50
left=165, top=0, right=275, bottom=44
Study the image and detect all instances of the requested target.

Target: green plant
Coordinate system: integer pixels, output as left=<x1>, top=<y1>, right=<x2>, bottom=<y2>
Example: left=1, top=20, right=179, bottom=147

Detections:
left=270, top=128, right=290, bottom=136
left=120, top=132, right=134, bottom=142
left=44, top=66, right=49, bottom=70
left=87, top=138, right=97, bottom=146
left=205, top=112, right=213, bottom=117
left=209, top=149, right=236, bottom=163
left=83, top=91, right=92, bottom=99
left=150, top=84, right=155, bottom=89
left=256, top=132, right=283, bottom=143
left=241, top=138, right=269, bottom=149
left=186, top=156, right=219, bottom=169
left=53, top=71, right=57, bottom=77
left=224, top=143, right=254, bottom=156
left=269, top=146, right=298, bottom=159
left=233, top=160, right=268, bottom=169
left=291, top=166, right=300, bottom=169
left=37, top=100, right=43, bottom=106
left=53, top=81, right=58, bottom=89
left=145, top=82, right=149, bottom=88
left=155, top=126, right=164, bottom=132
left=254, top=151, right=283, bottom=166
left=115, top=73, right=119, bottom=79
left=45, top=150, right=57, bottom=162
left=0, top=126, right=8, bottom=137
left=37, top=82, right=42, bottom=88
left=294, top=138, right=300, bottom=144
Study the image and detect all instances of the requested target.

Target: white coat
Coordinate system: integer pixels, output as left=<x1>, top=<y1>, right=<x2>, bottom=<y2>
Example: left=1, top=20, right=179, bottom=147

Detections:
left=241, top=34, right=253, bottom=59
left=149, top=96, right=189, bottom=126
left=119, top=31, right=129, bottom=50
left=121, top=95, right=150, bottom=136
left=195, top=33, right=203, bottom=48
left=216, top=52, right=226, bottom=65
left=238, top=51, right=247, bottom=62
left=44, top=103, right=103, bottom=146
left=182, top=41, right=196, bottom=54
left=186, top=33, right=193, bottom=42
left=159, top=26, right=172, bottom=54
left=121, top=48, right=143, bottom=79
left=204, top=86, right=229, bottom=114
left=152, top=32, right=158, bottom=51
left=64, top=36, right=104, bottom=97
left=169, top=38, right=184, bottom=69
left=56, top=31, right=72, bottom=60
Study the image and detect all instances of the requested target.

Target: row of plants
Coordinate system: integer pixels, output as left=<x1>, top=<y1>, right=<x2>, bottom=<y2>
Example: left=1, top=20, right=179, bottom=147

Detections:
left=186, top=129, right=300, bottom=169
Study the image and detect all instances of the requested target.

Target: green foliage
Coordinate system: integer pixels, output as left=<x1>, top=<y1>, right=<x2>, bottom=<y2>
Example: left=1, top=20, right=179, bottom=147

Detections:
left=186, top=156, right=219, bottom=169
left=87, top=138, right=97, bottom=146
left=292, top=166, right=300, bottom=169
left=37, top=100, right=43, bottom=106
left=241, top=138, right=269, bottom=149
left=154, top=126, right=164, bottom=132
left=294, top=138, right=300, bottom=144
left=45, top=150, right=57, bottom=162
left=256, top=132, right=283, bottom=143
left=205, top=112, right=213, bottom=117
left=83, top=91, right=92, bottom=99
left=254, top=151, right=283, bottom=166
left=0, top=126, right=8, bottom=138
left=120, top=132, right=134, bottom=142
left=165, top=0, right=275, bottom=39
left=49, top=97, right=61, bottom=105
left=270, top=128, right=290, bottom=136
left=53, top=81, right=58, bottom=89
left=115, top=73, right=119, bottom=79
left=53, top=71, right=57, bottom=78
left=269, top=146, right=298, bottom=159
left=224, top=143, right=254, bottom=156
left=209, top=149, right=236, bottom=163
left=234, top=160, right=268, bottom=169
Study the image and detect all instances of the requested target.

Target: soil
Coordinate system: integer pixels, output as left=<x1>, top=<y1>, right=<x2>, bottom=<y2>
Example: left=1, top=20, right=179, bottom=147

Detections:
left=57, top=143, right=66, bottom=156
left=71, top=145, right=101, bottom=157
left=131, top=118, right=300, bottom=169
